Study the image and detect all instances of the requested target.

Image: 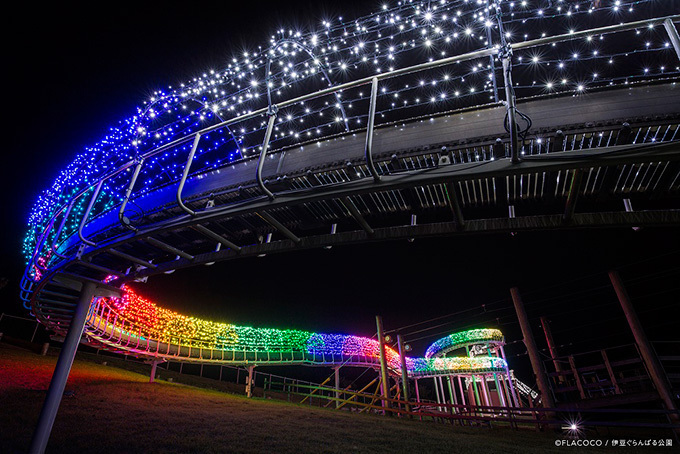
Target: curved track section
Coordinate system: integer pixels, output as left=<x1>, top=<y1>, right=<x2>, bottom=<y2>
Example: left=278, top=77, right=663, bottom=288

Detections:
left=82, top=286, right=506, bottom=377
left=19, top=13, right=680, bottom=376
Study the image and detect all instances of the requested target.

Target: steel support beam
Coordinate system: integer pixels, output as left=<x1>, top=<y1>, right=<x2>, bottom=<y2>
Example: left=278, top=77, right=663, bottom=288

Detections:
left=107, top=248, right=157, bottom=269
left=664, top=18, right=680, bottom=62
left=256, top=211, right=300, bottom=244
left=445, top=183, right=465, bottom=229
left=341, top=197, right=374, bottom=235
left=563, top=170, right=583, bottom=224
left=29, top=281, right=97, bottom=454
left=124, top=210, right=680, bottom=280
left=145, top=237, right=194, bottom=261
left=191, top=225, right=242, bottom=252
left=82, top=140, right=680, bottom=249
left=74, top=260, right=126, bottom=278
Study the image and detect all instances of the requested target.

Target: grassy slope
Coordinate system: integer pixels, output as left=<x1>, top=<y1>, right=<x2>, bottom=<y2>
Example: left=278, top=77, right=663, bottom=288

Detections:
left=1, top=343, right=598, bottom=454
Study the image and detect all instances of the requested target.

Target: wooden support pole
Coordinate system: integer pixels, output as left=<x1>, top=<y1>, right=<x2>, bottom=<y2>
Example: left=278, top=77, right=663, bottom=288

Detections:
left=334, top=366, right=341, bottom=409
left=375, top=315, right=391, bottom=414
left=601, top=350, right=621, bottom=394
left=397, top=334, right=412, bottom=415
left=540, top=316, right=565, bottom=384
left=510, top=287, right=556, bottom=411
left=568, top=356, right=586, bottom=399
left=609, top=271, right=679, bottom=429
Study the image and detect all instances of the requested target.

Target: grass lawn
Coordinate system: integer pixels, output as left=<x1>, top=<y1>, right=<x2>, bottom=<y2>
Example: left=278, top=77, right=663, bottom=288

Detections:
left=0, top=343, right=614, bottom=453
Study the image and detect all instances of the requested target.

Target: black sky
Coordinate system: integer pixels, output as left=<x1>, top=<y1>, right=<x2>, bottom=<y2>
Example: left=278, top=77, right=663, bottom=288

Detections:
left=3, top=1, right=679, bottom=373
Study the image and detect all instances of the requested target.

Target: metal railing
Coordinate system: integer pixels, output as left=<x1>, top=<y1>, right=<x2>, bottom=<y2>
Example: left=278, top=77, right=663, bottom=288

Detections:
left=264, top=379, right=680, bottom=434
left=21, top=15, right=680, bottom=310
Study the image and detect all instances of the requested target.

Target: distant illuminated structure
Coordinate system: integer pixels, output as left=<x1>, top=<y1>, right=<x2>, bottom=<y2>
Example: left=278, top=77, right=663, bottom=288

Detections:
left=86, top=285, right=519, bottom=407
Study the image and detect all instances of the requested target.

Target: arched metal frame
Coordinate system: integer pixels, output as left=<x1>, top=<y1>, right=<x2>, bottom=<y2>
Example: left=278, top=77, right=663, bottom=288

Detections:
left=22, top=14, right=680, bottom=324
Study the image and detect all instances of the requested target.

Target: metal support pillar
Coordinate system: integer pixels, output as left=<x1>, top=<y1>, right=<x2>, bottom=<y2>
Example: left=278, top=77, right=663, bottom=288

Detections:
left=471, top=375, right=482, bottom=410
left=433, top=376, right=442, bottom=412
left=457, top=376, right=466, bottom=406
left=334, top=366, right=341, bottom=409
left=501, top=47, right=520, bottom=163
left=540, top=316, right=565, bottom=383
left=30, top=281, right=97, bottom=454
left=480, top=375, right=492, bottom=408
left=510, top=287, right=556, bottom=411
left=487, top=346, right=506, bottom=407
left=414, top=378, right=421, bottom=403
left=500, top=345, right=520, bottom=407
left=664, top=18, right=680, bottom=62
left=396, top=334, right=412, bottom=415
left=246, top=365, right=255, bottom=398
left=609, top=271, right=679, bottom=428
left=149, top=360, right=161, bottom=383
left=447, top=376, right=458, bottom=415
left=438, top=376, right=448, bottom=412
left=375, top=315, right=391, bottom=414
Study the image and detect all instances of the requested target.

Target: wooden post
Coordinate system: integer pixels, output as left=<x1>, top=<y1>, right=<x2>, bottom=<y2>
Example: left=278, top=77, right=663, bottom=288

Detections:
left=568, top=356, right=586, bottom=399
left=396, top=334, right=412, bottom=415
left=510, top=287, right=556, bottom=411
left=334, top=366, right=341, bottom=409
left=601, top=350, right=621, bottom=394
left=375, top=316, right=391, bottom=414
left=609, top=271, right=679, bottom=429
left=540, top=316, right=565, bottom=384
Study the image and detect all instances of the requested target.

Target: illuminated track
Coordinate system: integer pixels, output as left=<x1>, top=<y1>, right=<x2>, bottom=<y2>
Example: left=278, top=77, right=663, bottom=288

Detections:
left=83, top=287, right=507, bottom=378
left=20, top=14, right=680, bottom=380
left=23, top=6, right=680, bottom=451
left=19, top=13, right=680, bottom=376
left=21, top=16, right=680, bottom=376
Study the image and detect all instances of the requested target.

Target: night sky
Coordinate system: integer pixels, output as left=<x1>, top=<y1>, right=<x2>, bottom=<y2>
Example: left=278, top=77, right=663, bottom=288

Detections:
left=3, top=1, right=679, bottom=382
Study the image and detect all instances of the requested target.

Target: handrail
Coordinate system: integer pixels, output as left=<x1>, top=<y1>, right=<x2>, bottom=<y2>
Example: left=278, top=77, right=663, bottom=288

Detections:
left=24, top=14, right=680, bottom=278
left=77, top=180, right=104, bottom=247
left=176, top=134, right=202, bottom=215
left=118, top=159, right=145, bottom=231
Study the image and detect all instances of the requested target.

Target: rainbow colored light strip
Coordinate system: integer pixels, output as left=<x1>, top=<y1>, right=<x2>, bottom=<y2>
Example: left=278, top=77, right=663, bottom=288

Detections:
left=95, top=286, right=506, bottom=375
